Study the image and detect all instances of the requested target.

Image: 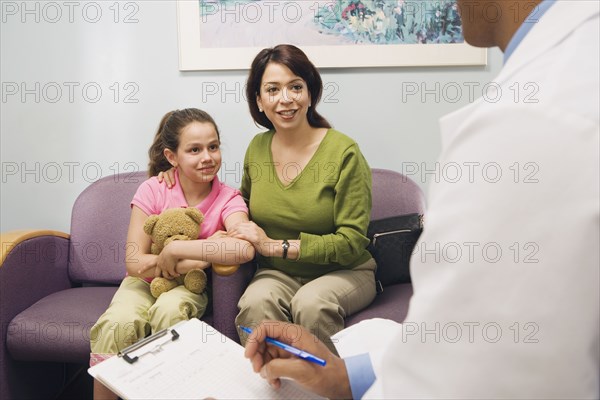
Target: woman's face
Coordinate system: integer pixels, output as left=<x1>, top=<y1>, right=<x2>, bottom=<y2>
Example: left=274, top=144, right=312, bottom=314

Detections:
left=257, top=62, right=311, bottom=132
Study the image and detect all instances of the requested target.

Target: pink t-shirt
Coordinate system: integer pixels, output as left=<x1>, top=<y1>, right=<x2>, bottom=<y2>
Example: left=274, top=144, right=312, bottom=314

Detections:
left=131, top=170, right=248, bottom=238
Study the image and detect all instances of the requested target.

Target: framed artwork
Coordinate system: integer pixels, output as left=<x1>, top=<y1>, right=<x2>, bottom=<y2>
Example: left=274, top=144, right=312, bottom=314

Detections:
left=177, top=0, right=487, bottom=71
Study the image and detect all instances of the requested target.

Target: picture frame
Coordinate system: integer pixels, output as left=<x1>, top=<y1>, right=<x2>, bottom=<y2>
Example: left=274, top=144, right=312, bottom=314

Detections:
left=177, top=0, right=487, bottom=71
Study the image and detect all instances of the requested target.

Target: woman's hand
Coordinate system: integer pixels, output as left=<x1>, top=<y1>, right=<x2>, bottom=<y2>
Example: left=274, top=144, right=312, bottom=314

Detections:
left=227, top=221, right=272, bottom=256
left=208, top=230, right=228, bottom=240
left=244, top=321, right=351, bottom=399
left=157, top=167, right=176, bottom=189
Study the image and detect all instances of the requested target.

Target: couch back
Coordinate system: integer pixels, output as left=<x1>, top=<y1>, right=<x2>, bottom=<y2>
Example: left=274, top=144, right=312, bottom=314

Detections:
left=66, top=169, right=424, bottom=284
left=68, top=171, right=147, bottom=284
left=370, top=168, right=426, bottom=220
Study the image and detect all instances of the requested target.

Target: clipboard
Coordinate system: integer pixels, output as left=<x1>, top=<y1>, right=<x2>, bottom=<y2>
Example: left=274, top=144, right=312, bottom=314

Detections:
left=88, top=319, right=320, bottom=399
left=118, top=326, right=180, bottom=364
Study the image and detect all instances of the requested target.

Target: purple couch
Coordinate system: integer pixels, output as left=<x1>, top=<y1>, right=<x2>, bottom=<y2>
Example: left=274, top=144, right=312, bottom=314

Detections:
left=0, top=172, right=254, bottom=399
left=0, top=168, right=424, bottom=399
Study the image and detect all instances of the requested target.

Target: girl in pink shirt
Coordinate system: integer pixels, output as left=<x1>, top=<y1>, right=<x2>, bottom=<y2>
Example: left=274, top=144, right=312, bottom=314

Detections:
left=90, top=108, right=254, bottom=400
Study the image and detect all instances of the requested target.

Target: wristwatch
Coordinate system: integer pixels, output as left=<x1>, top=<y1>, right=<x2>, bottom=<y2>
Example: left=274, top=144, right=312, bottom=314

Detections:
left=281, top=239, right=290, bottom=260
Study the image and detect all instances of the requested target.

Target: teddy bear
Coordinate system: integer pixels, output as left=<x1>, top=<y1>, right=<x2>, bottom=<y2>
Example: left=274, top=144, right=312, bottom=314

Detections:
left=143, top=207, right=241, bottom=299
left=143, top=207, right=208, bottom=298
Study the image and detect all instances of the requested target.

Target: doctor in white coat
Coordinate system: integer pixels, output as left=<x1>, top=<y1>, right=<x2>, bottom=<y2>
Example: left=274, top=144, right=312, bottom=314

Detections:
left=244, top=0, right=599, bottom=398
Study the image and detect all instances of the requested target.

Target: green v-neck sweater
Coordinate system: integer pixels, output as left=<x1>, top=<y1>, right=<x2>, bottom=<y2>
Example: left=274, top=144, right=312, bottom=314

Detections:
left=241, top=129, right=373, bottom=279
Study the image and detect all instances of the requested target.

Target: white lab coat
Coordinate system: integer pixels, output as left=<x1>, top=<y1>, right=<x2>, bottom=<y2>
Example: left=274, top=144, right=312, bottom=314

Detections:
left=367, top=1, right=600, bottom=398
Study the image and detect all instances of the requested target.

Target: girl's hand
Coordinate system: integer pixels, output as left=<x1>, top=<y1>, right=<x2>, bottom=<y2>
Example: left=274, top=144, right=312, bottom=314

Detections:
left=136, top=256, right=159, bottom=277
left=175, top=259, right=210, bottom=275
left=157, top=167, right=176, bottom=189
left=227, top=221, right=272, bottom=256
left=156, top=243, right=180, bottom=279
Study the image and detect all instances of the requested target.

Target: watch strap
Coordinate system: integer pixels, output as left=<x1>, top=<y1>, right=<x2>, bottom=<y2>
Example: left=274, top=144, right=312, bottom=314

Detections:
left=282, top=239, right=290, bottom=260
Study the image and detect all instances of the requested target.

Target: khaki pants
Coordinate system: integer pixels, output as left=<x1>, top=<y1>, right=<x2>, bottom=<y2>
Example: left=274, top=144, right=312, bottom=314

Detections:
left=235, top=258, right=376, bottom=352
left=90, top=276, right=208, bottom=364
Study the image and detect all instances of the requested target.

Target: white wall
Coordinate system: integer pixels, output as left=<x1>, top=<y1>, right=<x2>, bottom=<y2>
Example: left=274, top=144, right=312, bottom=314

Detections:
left=0, top=1, right=503, bottom=233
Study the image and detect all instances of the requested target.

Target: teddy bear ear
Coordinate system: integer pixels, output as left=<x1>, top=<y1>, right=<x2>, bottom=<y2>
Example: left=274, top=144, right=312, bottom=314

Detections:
left=143, top=215, right=160, bottom=235
left=185, top=207, right=204, bottom=225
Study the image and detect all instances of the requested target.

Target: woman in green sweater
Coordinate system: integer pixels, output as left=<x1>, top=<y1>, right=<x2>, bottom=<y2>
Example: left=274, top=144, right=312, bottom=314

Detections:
left=228, top=44, right=376, bottom=352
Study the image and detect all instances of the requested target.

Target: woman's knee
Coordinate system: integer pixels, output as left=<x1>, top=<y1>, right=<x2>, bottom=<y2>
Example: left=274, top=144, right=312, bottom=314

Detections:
left=237, top=289, right=274, bottom=311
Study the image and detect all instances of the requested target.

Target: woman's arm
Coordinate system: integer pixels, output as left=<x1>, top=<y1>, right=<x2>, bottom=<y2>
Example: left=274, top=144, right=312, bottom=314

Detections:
left=227, top=221, right=300, bottom=260
left=229, top=145, right=371, bottom=265
left=297, top=144, right=372, bottom=265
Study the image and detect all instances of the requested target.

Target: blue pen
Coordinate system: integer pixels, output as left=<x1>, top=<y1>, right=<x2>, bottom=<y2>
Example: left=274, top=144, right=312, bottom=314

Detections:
left=239, top=325, right=326, bottom=366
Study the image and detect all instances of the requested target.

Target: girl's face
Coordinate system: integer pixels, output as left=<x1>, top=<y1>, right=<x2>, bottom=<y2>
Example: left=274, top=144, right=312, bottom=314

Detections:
left=257, top=62, right=311, bottom=132
left=165, top=121, right=221, bottom=184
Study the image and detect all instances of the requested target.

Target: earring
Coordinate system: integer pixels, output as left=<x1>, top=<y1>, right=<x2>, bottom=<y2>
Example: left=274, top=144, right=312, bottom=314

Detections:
left=258, top=107, right=263, bottom=112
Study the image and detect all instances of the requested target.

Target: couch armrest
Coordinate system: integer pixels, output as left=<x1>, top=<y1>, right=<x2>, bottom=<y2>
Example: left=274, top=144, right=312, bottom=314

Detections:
left=210, top=261, right=255, bottom=342
left=1, top=230, right=72, bottom=327
left=1, top=230, right=69, bottom=265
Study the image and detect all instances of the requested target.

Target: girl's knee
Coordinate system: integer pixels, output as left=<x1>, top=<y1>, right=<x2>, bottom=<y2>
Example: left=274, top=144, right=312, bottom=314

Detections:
left=149, top=293, right=207, bottom=330
left=90, top=313, right=147, bottom=353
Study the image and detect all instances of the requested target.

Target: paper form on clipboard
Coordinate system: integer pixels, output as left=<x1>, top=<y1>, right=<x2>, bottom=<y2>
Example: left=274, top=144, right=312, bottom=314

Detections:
left=88, top=318, right=321, bottom=399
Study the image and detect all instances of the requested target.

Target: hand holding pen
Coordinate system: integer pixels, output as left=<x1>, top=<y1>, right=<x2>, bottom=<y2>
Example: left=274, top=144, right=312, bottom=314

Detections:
left=242, top=321, right=353, bottom=399
left=239, top=325, right=326, bottom=366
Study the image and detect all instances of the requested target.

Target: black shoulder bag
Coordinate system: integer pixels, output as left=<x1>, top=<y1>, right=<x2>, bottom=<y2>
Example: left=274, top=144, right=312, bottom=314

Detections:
left=366, top=213, right=424, bottom=291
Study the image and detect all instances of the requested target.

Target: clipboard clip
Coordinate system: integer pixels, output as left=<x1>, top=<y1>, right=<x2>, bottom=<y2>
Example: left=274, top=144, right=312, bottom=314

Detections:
left=118, top=328, right=180, bottom=364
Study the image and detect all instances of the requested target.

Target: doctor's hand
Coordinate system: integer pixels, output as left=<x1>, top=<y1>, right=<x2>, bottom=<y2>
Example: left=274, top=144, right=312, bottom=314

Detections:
left=157, top=167, right=176, bottom=189
left=244, top=321, right=351, bottom=399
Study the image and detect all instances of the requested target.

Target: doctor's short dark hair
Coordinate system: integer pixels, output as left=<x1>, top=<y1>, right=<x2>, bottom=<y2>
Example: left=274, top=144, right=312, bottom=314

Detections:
left=246, top=44, right=331, bottom=131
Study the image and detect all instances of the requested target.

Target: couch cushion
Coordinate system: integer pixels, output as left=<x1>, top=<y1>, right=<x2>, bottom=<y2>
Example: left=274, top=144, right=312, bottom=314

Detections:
left=6, top=286, right=215, bottom=364
left=345, top=283, right=413, bottom=326
left=7, top=287, right=117, bottom=363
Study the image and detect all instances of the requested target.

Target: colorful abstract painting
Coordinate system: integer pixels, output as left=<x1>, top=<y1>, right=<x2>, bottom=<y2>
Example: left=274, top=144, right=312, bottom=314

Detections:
left=198, top=0, right=463, bottom=48
left=177, top=0, right=486, bottom=70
